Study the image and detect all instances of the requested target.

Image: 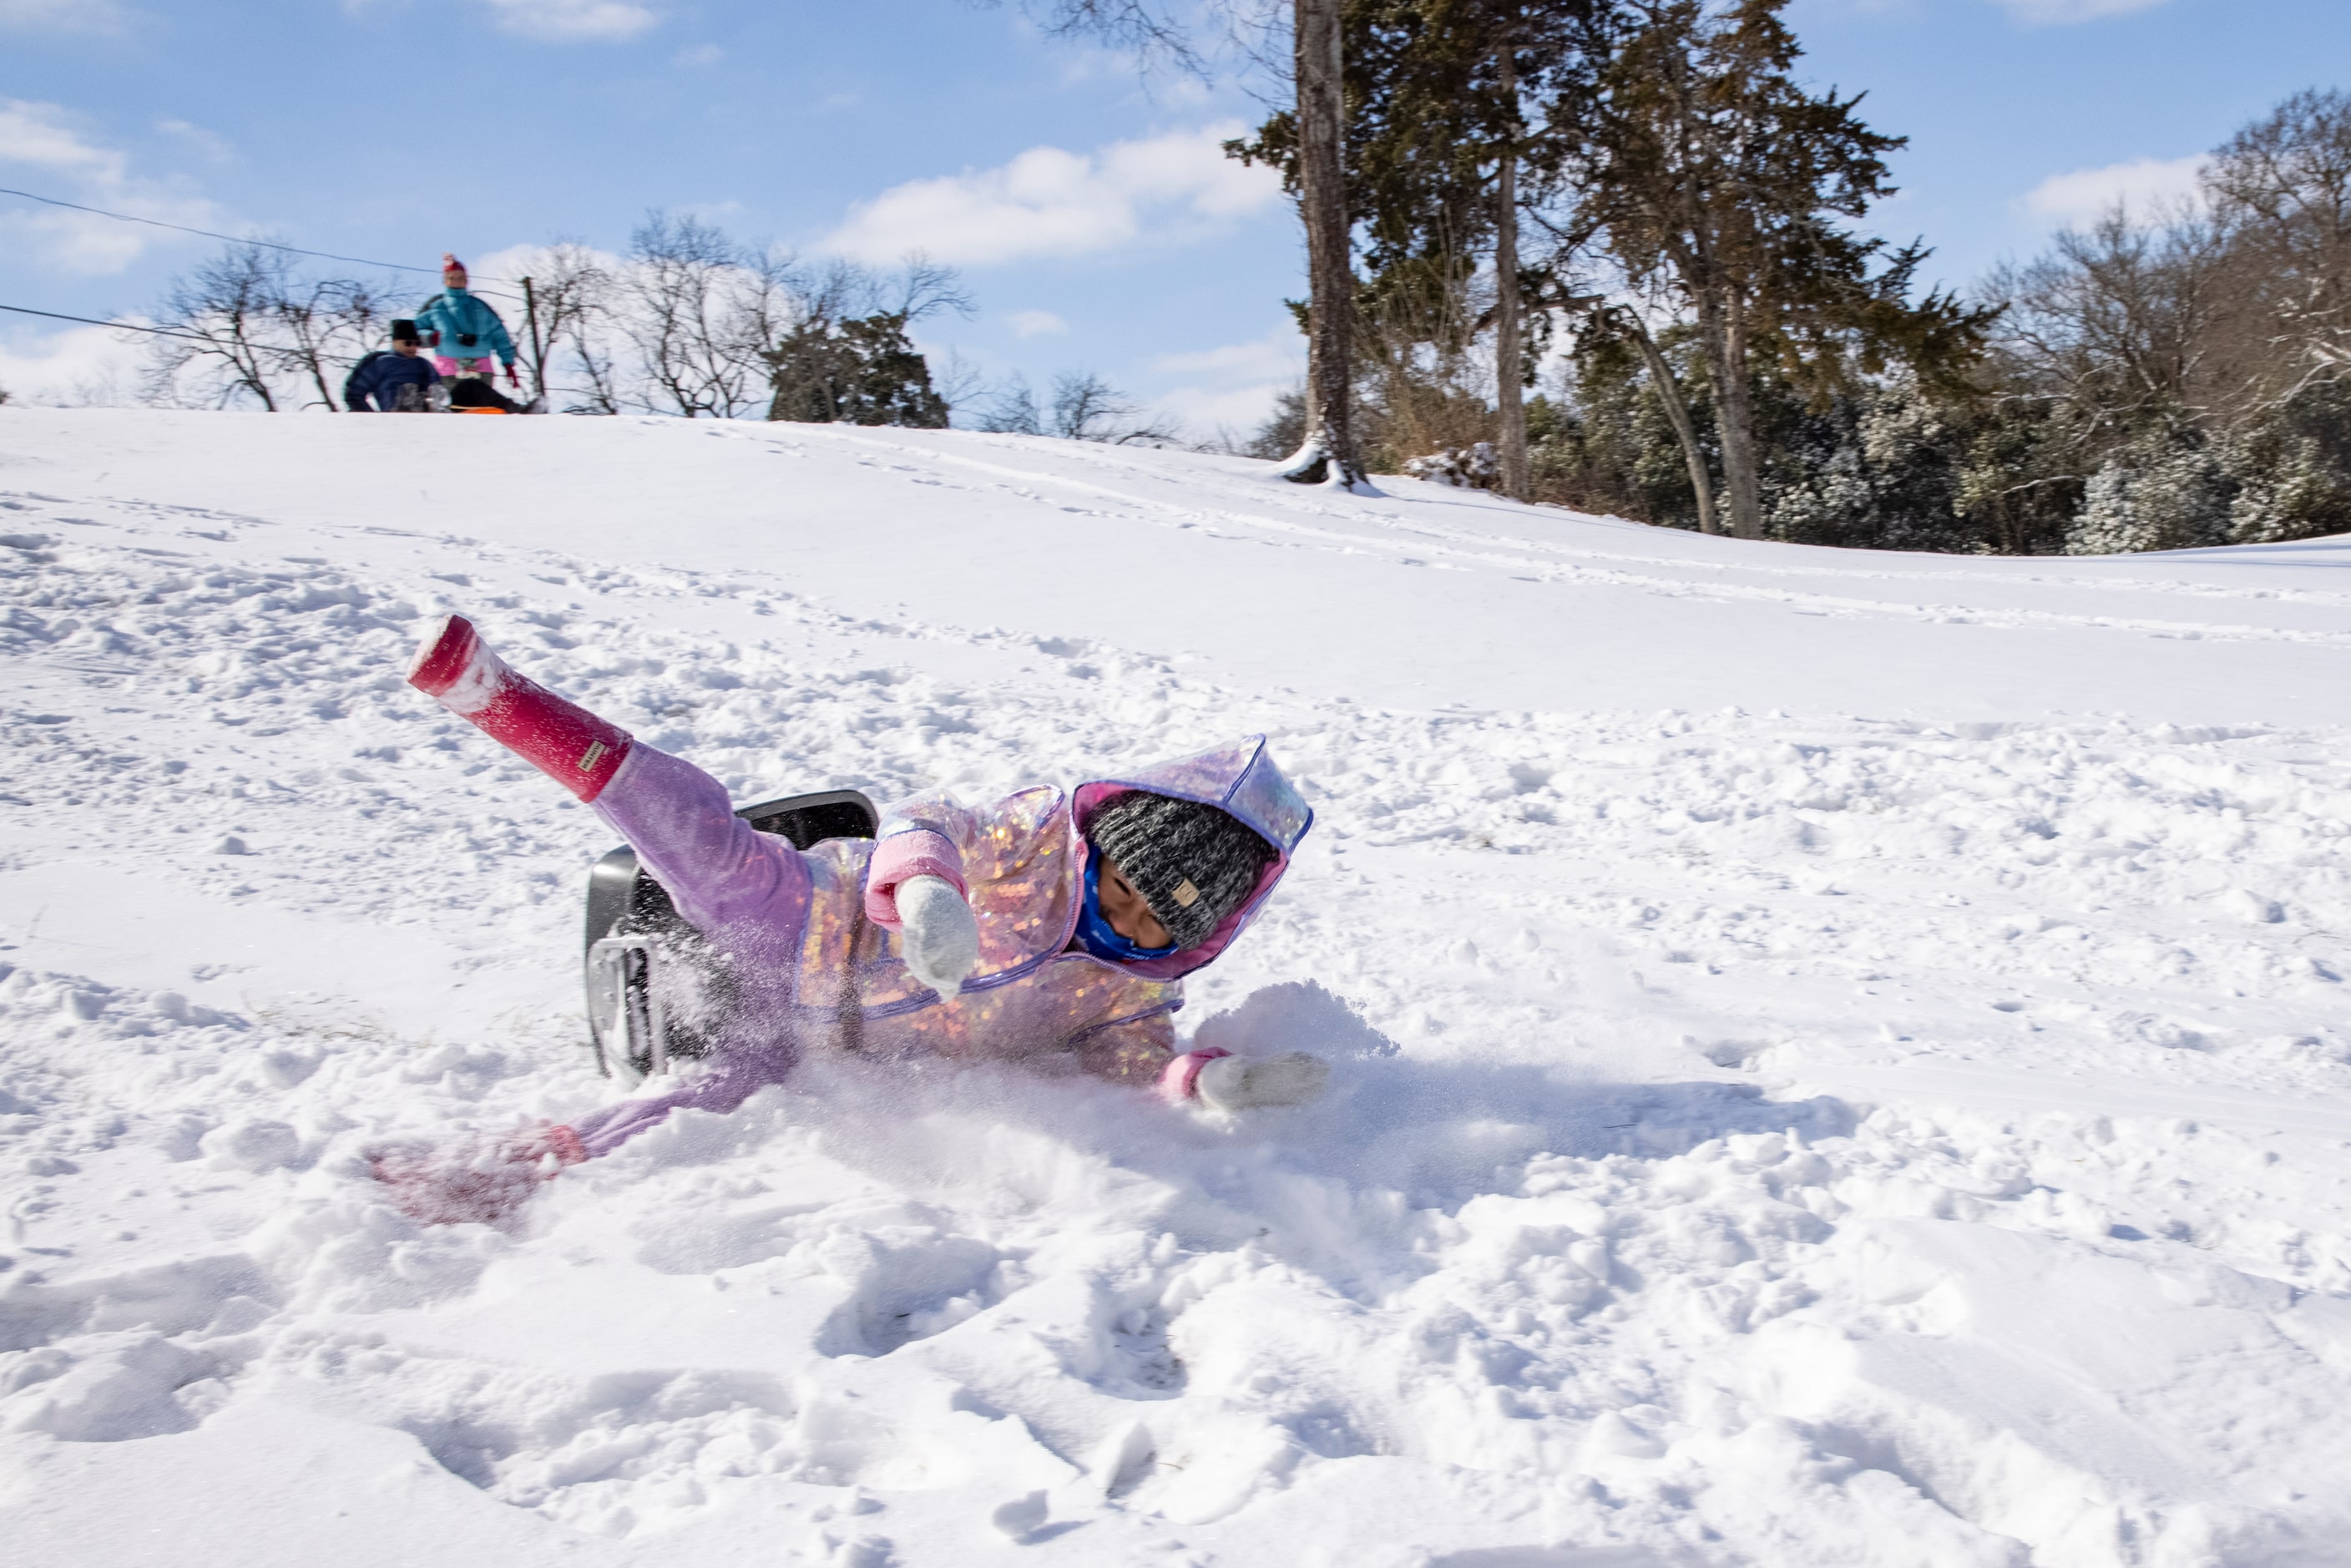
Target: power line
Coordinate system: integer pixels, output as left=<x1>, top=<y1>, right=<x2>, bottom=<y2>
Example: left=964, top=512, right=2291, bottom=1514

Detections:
left=0, top=185, right=525, bottom=301
left=0, top=301, right=222, bottom=345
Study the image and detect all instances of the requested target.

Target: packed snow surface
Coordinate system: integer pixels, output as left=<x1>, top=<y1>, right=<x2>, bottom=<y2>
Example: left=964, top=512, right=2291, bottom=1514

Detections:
left=7, top=409, right=2351, bottom=1566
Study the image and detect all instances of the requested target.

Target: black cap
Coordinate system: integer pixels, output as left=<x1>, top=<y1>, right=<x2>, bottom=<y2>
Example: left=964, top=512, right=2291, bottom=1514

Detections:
left=390, top=318, right=421, bottom=345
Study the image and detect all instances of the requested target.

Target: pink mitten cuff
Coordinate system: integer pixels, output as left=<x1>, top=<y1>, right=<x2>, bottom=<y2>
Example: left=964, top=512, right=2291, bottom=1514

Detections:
left=1160, top=1048, right=1232, bottom=1104
left=863, top=829, right=968, bottom=928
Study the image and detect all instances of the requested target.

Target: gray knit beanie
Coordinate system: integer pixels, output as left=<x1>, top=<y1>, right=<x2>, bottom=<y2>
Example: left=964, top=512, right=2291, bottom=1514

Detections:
left=1087, top=792, right=1277, bottom=951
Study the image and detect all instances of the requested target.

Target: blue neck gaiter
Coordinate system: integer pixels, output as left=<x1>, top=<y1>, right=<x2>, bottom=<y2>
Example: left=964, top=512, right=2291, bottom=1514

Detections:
left=1074, top=853, right=1178, bottom=964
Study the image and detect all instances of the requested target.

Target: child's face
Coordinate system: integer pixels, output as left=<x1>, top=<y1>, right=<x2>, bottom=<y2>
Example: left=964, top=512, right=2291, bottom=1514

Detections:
left=393, top=341, right=421, bottom=357
left=1097, top=856, right=1172, bottom=948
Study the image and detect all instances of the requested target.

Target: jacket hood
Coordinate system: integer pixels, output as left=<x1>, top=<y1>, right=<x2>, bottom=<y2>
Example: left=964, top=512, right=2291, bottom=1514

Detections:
left=1072, top=735, right=1312, bottom=982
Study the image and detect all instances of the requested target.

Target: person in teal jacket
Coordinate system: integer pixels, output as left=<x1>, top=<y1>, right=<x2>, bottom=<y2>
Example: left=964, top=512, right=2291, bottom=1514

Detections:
left=414, top=254, right=519, bottom=390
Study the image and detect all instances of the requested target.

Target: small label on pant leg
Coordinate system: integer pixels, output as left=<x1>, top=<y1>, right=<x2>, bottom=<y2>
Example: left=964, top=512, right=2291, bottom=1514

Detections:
left=579, top=741, right=608, bottom=771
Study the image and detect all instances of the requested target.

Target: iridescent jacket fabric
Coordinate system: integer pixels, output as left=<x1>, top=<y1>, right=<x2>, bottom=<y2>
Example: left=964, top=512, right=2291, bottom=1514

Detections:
left=807, top=736, right=1313, bottom=1080
left=570, top=736, right=1312, bottom=1158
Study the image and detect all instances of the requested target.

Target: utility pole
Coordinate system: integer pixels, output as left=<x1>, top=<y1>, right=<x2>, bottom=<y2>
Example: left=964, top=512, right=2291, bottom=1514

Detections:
left=521, top=276, right=548, bottom=407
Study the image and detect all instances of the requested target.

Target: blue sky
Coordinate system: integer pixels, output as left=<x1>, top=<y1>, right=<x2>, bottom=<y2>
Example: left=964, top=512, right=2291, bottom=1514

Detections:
left=3, top=0, right=2346, bottom=428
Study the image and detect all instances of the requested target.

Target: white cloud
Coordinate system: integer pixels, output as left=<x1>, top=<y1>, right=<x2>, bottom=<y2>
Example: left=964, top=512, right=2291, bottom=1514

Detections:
left=0, top=99, right=223, bottom=275
left=156, top=118, right=235, bottom=164
left=1006, top=310, right=1068, bottom=338
left=2024, top=154, right=2208, bottom=227
left=0, top=319, right=148, bottom=406
left=1992, top=0, right=2170, bottom=23
left=0, top=97, right=122, bottom=180
left=465, top=240, right=628, bottom=296
left=0, top=0, right=124, bottom=33
left=1149, top=323, right=1304, bottom=438
left=485, top=0, right=659, bottom=43
left=671, top=42, right=720, bottom=66
left=1155, top=333, right=1302, bottom=383
left=822, top=124, right=1283, bottom=267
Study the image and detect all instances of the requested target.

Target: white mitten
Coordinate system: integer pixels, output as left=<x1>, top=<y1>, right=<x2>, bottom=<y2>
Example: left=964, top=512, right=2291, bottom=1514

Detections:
left=1195, top=1052, right=1331, bottom=1112
left=895, top=874, right=980, bottom=997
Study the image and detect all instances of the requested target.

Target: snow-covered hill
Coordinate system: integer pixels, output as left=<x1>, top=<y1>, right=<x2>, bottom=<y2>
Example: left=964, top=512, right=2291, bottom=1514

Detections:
left=6, top=409, right=2351, bottom=1566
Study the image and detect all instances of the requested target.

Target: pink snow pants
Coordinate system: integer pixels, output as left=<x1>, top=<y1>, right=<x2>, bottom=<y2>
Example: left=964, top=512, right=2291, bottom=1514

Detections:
left=567, top=745, right=817, bottom=1158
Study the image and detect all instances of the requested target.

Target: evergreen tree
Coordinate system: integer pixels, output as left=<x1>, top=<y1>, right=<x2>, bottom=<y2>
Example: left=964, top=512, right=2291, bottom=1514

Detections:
left=1234, top=1, right=1611, bottom=493
left=1572, top=0, right=1990, bottom=538
left=766, top=311, right=949, bottom=428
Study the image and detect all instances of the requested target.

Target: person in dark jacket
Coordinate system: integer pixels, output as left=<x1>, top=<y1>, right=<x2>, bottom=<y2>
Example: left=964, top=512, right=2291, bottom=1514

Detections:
left=342, top=320, right=442, bottom=412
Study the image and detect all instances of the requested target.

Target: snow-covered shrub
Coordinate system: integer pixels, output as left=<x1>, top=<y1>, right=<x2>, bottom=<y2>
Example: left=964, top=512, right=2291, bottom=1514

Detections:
left=1403, top=442, right=1498, bottom=488
left=2222, top=382, right=2351, bottom=544
left=2066, top=433, right=2236, bottom=554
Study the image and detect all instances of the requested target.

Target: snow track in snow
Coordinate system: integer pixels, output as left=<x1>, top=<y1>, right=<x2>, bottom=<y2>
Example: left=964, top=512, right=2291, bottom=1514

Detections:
left=6, top=415, right=2351, bottom=1565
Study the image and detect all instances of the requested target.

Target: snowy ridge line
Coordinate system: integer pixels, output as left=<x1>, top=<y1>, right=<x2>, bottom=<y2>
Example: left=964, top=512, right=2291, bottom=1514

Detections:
left=789, top=423, right=2351, bottom=609
left=10, top=420, right=2351, bottom=1561
left=688, top=429, right=2351, bottom=647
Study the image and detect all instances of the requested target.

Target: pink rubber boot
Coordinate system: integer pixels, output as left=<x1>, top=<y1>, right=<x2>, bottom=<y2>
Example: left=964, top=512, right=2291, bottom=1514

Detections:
left=407, top=614, right=630, bottom=802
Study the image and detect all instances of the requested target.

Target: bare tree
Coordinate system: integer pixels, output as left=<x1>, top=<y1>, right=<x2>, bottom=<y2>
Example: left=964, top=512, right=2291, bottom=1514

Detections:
left=970, top=369, right=1179, bottom=442
left=272, top=275, right=391, bottom=411
left=2202, top=89, right=2351, bottom=412
left=620, top=213, right=796, bottom=418
left=516, top=240, right=614, bottom=410
left=1024, top=0, right=1209, bottom=68
left=1050, top=372, right=1183, bottom=443
left=142, top=244, right=291, bottom=411
left=140, top=242, right=400, bottom=412
left=1989, top=206, right=2230, bottom=431
left=976, top=374, right=1044, bottom=434
left=933, top=347, right=989, bottom=413
left=1356, top=251, right=1495, bottom=467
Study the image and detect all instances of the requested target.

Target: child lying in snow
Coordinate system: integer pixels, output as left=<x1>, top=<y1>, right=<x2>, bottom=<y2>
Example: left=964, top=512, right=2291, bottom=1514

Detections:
left=373, top=615, right=1330, bottom=1225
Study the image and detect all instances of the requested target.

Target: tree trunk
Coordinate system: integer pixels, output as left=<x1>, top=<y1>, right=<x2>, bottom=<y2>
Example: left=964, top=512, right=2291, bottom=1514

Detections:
left=1277, top=0, right=1366, bottom=489
left=237, top=336, right=277, bottom=412
left=306, top=355, right=337, bottom=412
left=1696, top=288, right=1762, bottom=538
left=1622, top=312, right=1717, bottom=535
left=1492, top=39, right=1528, bottom=503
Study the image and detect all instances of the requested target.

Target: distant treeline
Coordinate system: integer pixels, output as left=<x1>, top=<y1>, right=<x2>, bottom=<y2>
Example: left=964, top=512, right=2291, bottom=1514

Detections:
left=88, top=0, right=2351, bottom=554
left=1230, top=0, right=2351, bottom=555
left=1519, top=87, right=2351, bottom=555
left=119, top=214, right=1182, bottom=445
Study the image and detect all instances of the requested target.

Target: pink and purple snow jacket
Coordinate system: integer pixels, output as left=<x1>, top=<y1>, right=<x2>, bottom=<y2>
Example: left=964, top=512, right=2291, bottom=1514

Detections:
left=567, top=737, right=1312, bottom=1158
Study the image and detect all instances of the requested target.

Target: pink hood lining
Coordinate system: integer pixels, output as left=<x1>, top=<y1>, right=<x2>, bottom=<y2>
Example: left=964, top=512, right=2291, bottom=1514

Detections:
left=1069, top=736, right=1312, bottom=984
